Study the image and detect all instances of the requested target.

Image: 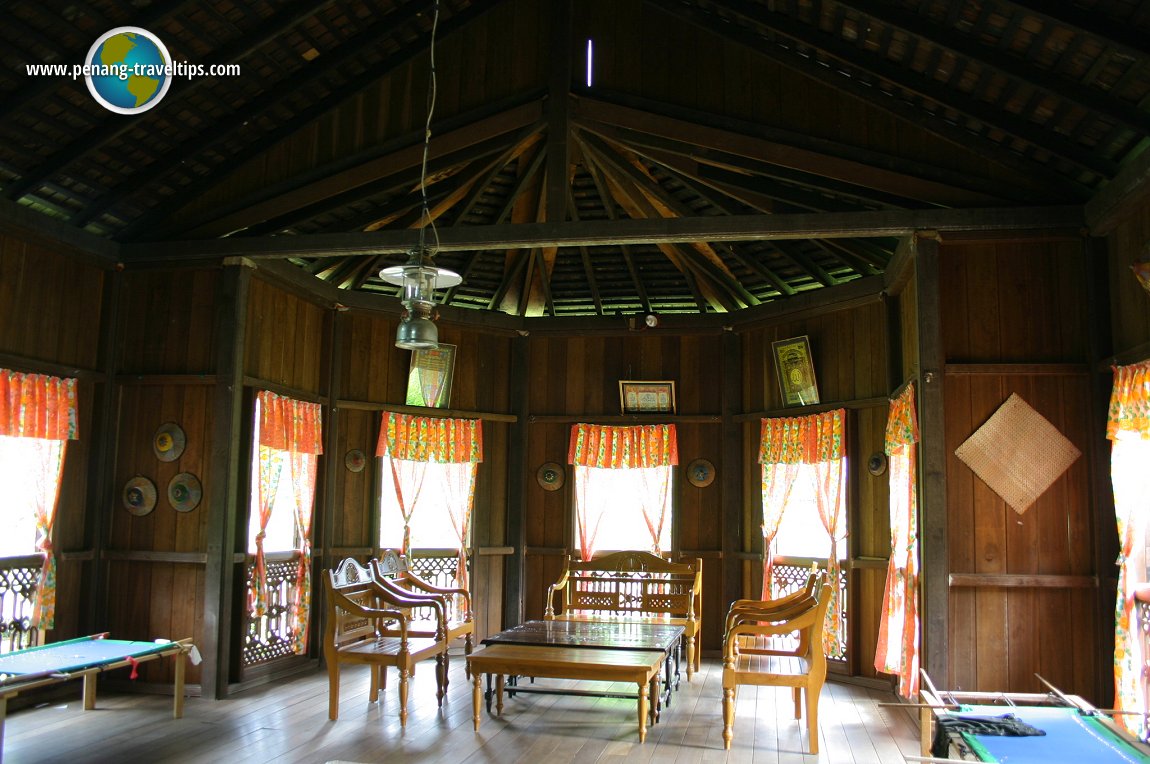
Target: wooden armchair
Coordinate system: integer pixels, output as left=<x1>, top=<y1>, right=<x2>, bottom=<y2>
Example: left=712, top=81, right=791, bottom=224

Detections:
left=323, top=558, right=448, bottom=726
left=721, top=571, right=832, bottom=753
left=370, top=549, right=475, bottom=679
left=724, top=561, right=821, bottom=635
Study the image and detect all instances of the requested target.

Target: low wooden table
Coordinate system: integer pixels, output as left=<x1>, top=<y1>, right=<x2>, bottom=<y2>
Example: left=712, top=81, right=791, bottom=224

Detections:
left=467, top=643, right=665, bottom=742
left=481, top=619, right=683, bottom=709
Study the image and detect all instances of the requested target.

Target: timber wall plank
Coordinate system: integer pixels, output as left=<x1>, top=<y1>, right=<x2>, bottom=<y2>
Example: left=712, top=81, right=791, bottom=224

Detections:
left=939, top=239, right=1101, bottom=701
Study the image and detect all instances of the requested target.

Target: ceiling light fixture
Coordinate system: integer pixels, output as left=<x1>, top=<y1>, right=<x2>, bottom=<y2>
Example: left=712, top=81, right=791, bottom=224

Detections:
left=379, top=0, right=459, bottom=350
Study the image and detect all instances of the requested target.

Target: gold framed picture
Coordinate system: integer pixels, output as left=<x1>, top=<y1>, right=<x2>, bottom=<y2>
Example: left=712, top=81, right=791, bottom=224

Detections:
left=772, top=336, right=819, bottom=407
left=405, top=343, right=456, bottom=408
left=619, top=380, right=677, bottom=414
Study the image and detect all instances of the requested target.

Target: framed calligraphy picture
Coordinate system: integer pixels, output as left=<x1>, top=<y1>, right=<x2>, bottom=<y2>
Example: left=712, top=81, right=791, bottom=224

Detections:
left=619, top=380, right=677, bottom=414
left=405, top=343, right=456, bottom=408
left=772, top=336, right=819, bottom=407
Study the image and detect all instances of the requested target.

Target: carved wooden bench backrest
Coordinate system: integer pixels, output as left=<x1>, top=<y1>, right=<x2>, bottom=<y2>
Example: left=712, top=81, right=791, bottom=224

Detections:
left=555, top=550, right=702, bottom=619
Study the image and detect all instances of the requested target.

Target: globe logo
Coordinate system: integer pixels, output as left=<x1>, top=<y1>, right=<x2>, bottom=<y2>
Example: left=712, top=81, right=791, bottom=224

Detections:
left=84, top=27, right=172, bottom=115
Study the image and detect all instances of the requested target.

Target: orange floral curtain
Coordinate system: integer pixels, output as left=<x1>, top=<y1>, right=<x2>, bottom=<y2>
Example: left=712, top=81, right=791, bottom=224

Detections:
left=568, top=423, right=679, bottom=468
left=250, top=390, right=322, bottom=655
left=377, top=412, right=483, bottom=577
left=758, top=409, right=846, bottom=656
left=875, top=383, right=921, bottom=698
left=1108, top=360, right=1150, bottom=731
left=376, top=412, right=484, bottom=464
left=0, top=369, right=79, bottom=631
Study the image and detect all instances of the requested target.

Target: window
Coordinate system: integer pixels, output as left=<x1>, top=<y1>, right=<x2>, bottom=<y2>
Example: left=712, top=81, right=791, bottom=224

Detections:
left=759, top=410, right=848, bottom=659
left=572, top=465, right=673, bottom=556
left=1106, top=359, right=1150, bottom=733
left=0, top=368, right=78, bottom=643
left=376, top=413, right=482, bottom=591
left=0, top=436, right=50, bottom=558
left=569, top=423, right=678, bottom=560
left=769, top=463, right=833, bottom=562
left=379, top=457, right=474, bottom=550
left=246, top=390, right=322, bottom=661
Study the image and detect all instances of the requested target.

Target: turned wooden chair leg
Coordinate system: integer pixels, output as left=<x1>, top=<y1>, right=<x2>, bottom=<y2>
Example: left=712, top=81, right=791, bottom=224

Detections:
left=722, top=686, right=735, bottom=750
left=436, top=653, right=447, bottom=705
left=464, top=634, right=473, bottom=679
left=398, top=667, right=411, bottom=727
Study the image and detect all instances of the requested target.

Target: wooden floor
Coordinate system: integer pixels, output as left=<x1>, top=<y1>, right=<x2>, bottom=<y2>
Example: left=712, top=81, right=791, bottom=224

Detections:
left=3, top=652, right=923, bottom=763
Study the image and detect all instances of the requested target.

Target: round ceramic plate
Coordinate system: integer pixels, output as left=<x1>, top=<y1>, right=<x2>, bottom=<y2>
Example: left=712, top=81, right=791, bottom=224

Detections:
left=345, top=449, right=366, bottom=473
left=123, top=476, right=157, bottom=516
left=153, top=422, right=186, bottom=462
left=867, top=453, right=888, bottom=476
left=687, top=458, right=715, bottom=488
left=537, top=462, right=565, bottom=491
left=168, top=472, right=202, bottom=512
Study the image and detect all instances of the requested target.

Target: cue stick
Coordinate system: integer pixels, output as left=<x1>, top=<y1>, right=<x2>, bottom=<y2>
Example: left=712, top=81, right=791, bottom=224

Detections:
left=903, top=756, right=969, bottom=763
left=1035, top=673, right=1085, bottom=712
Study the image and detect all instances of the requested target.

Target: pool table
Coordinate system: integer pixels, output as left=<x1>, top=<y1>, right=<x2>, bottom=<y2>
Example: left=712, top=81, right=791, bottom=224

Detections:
left=0, top=634, right=193, bottom=763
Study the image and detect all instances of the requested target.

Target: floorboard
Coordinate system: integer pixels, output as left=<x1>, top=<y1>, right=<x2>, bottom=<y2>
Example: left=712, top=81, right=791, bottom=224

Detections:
left=2, top=654, right=923, bottom=764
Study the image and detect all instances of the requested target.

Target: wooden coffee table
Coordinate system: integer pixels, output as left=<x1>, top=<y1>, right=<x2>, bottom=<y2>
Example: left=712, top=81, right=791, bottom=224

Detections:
left=467, top=643, right=665, bottom=742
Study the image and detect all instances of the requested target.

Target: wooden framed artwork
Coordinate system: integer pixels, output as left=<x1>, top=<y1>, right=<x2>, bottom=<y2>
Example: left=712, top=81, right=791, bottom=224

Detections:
left=405, top=343, right=456, bottom=408
left=772, top=336, right=820, bottom=407
left=619, top=380, right=677, bottom=414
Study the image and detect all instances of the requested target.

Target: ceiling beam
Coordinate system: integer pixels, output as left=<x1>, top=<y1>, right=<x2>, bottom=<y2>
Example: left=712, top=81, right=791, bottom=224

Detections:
left=1003, top=0, right=1150, bottom=60
left=839, top=0, right=1150, bottom=137
left=649, top=0, right=1090, bottom=199
left=121, top=205, right=1085, bottom=262
left=105, top=0, right=512, bottom=238
left=573, top=94, right=1025, bottom=207
left=709, top=0, right=1115, bottom=179
left=3, top=0, right=341, bottom=203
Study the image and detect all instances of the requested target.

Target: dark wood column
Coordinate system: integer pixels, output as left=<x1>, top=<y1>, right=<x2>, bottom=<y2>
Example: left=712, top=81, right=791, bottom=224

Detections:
left=915, top=233, right=949, bottom=684
left=202, top=260, right=252, bottom=698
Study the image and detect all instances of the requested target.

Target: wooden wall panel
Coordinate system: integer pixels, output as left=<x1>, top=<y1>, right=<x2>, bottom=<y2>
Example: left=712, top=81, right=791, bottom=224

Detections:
left=1107, top=208, right=1150, bottom=355
left=118, top=268, right=218, bottom=374
left=105, top=561, right=205, bottom=684
left=244, top=278, right=326, bottom=394
left=939, top=239, right=1101, bottom=700
left=0, top=234, right=106, bottom=369
left=109, top=385, right=213, bottom=553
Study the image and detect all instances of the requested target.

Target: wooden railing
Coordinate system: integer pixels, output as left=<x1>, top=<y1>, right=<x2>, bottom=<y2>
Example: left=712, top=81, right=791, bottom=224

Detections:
left=0, top=555, right=42, bottom=654
left=243, top=551, right=302, bottom=667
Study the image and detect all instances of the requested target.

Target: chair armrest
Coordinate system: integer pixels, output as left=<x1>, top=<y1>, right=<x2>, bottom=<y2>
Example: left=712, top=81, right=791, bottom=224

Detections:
left=544, top=570, right=570, bottom=618
left=403, top=576, right=473, bottom=619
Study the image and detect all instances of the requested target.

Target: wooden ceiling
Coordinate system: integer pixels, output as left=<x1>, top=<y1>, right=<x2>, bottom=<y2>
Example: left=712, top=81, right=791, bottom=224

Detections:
left=3, top=0, right=1150, bottom=319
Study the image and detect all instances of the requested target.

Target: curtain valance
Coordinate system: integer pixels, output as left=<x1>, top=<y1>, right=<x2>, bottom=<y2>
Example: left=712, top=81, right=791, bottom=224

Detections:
left=376, top=412, right=483, bottom=463
left=758, top=409, right=844, bottom=464
left=257, top=390, right=323, bottom=454
left=885, top=383, right=919, bottom=453
left=0, top=368, right=78, bottom=440
left=1108, top=360, right=1150, bottom=440
left=568, top=423, right=678, bottom=468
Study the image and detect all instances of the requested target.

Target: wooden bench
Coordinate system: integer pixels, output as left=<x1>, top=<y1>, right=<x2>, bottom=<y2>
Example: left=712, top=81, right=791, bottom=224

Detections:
left=323, top=558, right=448, bottom=726
left=370, top=549, right=474, bottom=679
left=544, top=550, right=703, bottom=679
left=720, top=571, right=831, bottom=753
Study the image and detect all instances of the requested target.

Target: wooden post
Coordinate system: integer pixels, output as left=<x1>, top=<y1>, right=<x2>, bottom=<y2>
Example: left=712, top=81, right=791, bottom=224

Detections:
left=201, top=260, right=251, bottom=699
left=914, top=233, right=949, bottom=685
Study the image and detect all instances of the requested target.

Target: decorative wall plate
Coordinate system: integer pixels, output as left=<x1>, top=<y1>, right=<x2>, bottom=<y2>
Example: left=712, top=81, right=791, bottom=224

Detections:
left=867, top=453, right=888, bottom=477
left=153, top=422, right=186, bottom=462
left=167, top=472, right=202, bottom=512
left=123, top=476, right=157, bottom=516
left=687, top=458, right=715, bottom=488
left=536, top=462, right=565, bottom=491
left=345, top=449, right=366, bottom=473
